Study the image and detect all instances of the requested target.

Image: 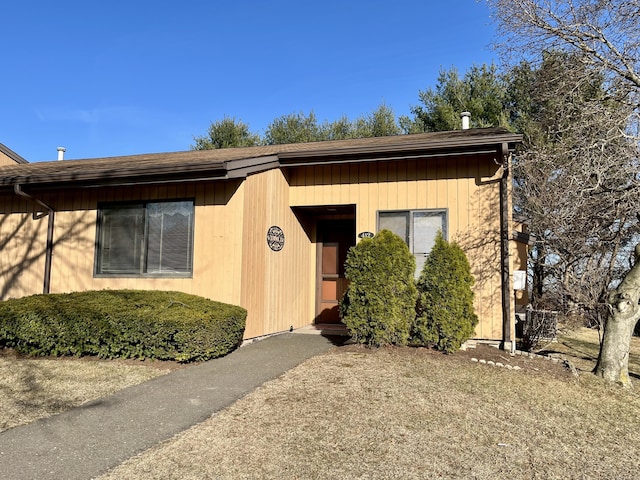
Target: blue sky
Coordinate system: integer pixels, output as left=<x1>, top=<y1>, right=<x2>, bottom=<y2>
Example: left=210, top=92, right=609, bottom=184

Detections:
left=2, top=1, right=498, bottom=162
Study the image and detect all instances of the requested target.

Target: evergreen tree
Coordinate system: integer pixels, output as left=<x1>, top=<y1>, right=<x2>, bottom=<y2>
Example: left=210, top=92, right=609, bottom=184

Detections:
left=340, top=230, right=418, bottom=347
left=413, top=232, right=478, bottom=352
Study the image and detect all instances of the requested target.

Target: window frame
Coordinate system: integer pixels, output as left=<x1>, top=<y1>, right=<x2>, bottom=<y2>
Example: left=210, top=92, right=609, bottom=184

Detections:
left=377, top=209, right=448, bottom=276
left=94, top=199, right=195, bottom=278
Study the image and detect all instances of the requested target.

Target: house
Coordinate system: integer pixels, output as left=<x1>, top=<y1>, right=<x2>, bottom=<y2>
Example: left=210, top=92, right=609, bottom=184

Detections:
left=0, top=128, right=523, bottom=349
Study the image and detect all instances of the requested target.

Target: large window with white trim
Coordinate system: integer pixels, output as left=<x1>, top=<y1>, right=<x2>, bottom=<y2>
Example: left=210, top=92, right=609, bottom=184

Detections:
left=95, top=200, right=194, bottom=276
left=378, top=209, right=447, bottom=277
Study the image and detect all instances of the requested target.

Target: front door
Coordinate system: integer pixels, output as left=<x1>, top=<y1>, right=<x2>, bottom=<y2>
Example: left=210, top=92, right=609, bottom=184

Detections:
left=316, top=220, right=355, bottom=324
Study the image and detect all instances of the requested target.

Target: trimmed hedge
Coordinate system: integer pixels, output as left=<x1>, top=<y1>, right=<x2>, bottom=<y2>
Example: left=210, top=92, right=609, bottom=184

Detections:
left=0, top=290, right=247, bottom=362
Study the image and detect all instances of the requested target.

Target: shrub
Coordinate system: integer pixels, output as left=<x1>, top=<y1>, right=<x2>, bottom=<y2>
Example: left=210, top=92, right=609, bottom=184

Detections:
left=0, top=290, right=246, bottom=362
left=340, top=229, right=418, bottom=346
left=412, top=232, right=478, bottom=352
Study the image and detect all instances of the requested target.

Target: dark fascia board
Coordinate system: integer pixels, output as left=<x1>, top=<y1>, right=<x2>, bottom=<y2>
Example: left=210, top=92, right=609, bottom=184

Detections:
left=278, top=131, right=522, bottom=165
left=0, top=143, right=28, bottom=164
left=225, top=155, right=280, bottom=179
left=0, top=159, right=228, bottom=190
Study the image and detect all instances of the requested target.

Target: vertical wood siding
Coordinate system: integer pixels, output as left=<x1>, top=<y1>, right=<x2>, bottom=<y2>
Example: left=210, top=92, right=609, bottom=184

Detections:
left=240, top=169, right=312, bottom=338
left=0, top=181, right=246, bottom=309
left=287, top=154, right=507, bottom=341
left=0, top=152, right=19, bottom=166
left=0, top=195, right=48, bottom=298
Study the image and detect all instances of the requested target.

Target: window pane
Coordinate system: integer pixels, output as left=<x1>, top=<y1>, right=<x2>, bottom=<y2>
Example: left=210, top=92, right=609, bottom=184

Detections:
left=145, top=201, right=193, bottom=273
left=378, top=211, right=409, bottom=244
left=97, top=201, right=194, bottom=276
left=413, top=211, right=446, bottom=275
left=99, top=206, right=144, bottom=274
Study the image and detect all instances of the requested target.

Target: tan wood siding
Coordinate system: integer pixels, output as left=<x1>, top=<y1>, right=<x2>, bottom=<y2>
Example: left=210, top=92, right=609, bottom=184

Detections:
left=287, top=154, right=505, bottom=341
left=0, top=181, right=245, bottom=309
left=0, top=195, right=48, bottom=298
left=0, top=175, right=311, bottom=340
left=240, top=169, right=313, bottom=338
left=0, top=152, right=17, bottom=166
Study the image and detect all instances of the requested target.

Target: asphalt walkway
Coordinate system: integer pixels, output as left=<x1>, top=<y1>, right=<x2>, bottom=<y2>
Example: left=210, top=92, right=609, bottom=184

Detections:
left=0, top=332, right=342, bottom=480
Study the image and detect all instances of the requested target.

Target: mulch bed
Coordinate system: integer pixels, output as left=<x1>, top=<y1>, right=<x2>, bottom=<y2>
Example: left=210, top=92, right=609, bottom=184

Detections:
left=333, top=342, right=575, bottom=380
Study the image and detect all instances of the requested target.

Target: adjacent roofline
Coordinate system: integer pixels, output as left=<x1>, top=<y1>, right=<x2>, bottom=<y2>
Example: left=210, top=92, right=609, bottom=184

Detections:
left=0, top=128, right=522, bottom=190
left=0, top=143, right=28, bottom=164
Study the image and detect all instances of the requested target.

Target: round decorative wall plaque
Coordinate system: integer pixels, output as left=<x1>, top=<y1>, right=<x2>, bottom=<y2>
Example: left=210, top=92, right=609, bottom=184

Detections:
left=267, top=226, right=285, bottom=251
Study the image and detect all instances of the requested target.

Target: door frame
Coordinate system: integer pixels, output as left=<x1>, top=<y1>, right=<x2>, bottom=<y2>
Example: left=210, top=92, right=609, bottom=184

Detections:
left=314, top=216, right=356, bottom=324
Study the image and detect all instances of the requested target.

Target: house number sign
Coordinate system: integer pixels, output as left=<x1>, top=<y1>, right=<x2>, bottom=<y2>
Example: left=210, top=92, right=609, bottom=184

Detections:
left=267, top=226, right=285, bottom=251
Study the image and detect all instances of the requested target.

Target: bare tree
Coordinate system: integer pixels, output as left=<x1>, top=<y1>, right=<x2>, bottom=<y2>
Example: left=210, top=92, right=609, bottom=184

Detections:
left=515, top=91, right=640, bottom=323
left=487, top=0, right=640, bottom=93
left=488, top=0, right=640, bottom=384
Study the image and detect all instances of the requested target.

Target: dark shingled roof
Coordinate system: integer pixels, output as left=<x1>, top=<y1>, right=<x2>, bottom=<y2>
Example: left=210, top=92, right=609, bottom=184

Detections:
left=0, top=128, right=521, bottom=190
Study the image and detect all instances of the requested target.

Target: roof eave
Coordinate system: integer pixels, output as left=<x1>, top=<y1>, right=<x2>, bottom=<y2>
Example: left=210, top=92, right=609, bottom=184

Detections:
left=278, top=132, right=522, bottom=165
left=0, top=163, right=229, bottom=190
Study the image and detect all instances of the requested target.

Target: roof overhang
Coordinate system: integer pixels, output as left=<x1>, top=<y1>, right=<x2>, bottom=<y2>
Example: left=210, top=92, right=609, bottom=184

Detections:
left=0, top=158, right=228, bottom=191
left=278, top=131, right=521, bottom=167
left=0, top=128, right=522, bottom=192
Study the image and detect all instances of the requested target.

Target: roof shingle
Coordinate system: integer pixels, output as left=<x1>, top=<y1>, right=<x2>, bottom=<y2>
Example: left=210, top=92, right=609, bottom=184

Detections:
left=0, top=128, right=521, bottom=189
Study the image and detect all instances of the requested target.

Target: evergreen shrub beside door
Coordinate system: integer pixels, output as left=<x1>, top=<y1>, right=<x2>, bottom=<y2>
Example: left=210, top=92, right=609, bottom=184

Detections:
left=340, top=229, right=418, bottom=347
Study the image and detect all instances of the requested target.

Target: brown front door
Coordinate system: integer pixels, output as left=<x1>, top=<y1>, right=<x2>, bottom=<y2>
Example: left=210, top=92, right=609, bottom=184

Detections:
left=316, top=220, right=355, bottom=324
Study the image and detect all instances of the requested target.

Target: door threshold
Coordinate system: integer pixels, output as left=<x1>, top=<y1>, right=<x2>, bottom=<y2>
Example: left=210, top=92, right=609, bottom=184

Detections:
left=294, top=324, right=349, bottom=336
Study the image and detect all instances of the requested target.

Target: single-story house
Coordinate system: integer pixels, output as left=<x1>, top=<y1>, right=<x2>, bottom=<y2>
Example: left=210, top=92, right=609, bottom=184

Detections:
left=0, top=128, right=523, bottom=349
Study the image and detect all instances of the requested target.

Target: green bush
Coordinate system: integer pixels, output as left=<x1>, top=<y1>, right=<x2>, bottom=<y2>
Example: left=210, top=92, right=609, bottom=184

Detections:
left=340, top=229, right=418, bottom=346
left=0, top=290, right=246, bottom=362
left=412, top=232, right=478, bottom=352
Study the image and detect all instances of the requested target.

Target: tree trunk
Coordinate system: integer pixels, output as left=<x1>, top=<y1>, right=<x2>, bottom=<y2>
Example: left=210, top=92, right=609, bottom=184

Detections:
left=594, top=244, right=640, bottom=387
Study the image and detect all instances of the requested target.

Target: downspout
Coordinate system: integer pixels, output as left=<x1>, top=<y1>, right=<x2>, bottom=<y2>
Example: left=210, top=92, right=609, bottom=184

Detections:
left=499, top=143, right=513, bottom=352
left=14, top=185, right=55, bottom=294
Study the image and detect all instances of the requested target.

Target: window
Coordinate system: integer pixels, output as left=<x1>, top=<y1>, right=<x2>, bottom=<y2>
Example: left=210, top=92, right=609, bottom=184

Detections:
left=96, top=200, right=194, bottom=276
left=378, top=209, right=447, bottom=277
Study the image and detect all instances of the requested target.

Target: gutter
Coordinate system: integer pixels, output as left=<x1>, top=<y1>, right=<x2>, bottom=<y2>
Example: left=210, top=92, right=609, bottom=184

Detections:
left=13, top=185, right=55, bottom=294
left=498, top=143, right=514, bottom=352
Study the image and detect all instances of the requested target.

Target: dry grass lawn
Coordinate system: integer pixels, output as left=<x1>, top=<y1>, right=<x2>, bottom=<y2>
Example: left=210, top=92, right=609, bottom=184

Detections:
left=0, top=351, right=172, bottom=432
left=97, top=330, right=640, bottom=480
left=3, top=328, right=640, bottom=478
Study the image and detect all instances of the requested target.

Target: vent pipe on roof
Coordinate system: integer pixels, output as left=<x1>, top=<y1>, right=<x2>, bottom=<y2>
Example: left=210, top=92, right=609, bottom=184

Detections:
left=461, top=112, right=471, bottom=130
left=57, top=147, right=66, bottom=161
